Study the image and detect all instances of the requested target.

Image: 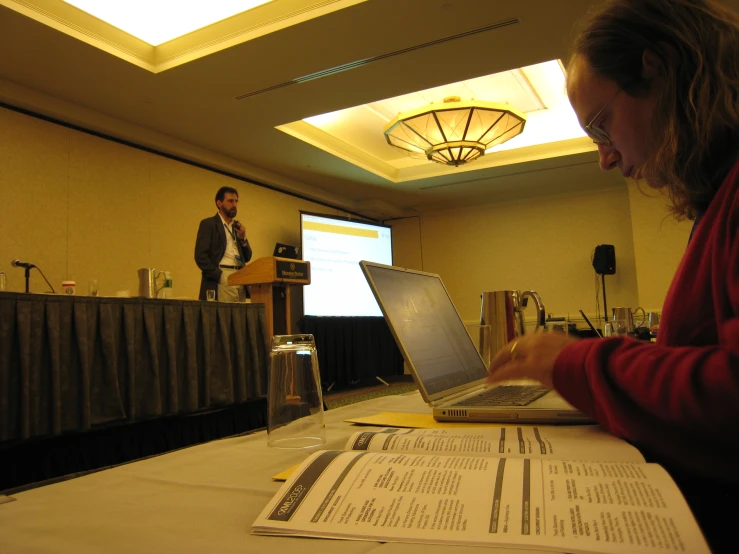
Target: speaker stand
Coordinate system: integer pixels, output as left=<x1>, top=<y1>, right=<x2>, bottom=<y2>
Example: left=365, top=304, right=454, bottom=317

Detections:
left=601, top=273, right=608, bottom=328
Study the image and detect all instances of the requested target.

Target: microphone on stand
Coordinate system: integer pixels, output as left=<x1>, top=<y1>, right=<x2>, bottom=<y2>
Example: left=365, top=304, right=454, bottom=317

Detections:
left=11, top=259, right=36, bottom=293
left=11, top=259, right=36, bottom=269
left=10, top=259, right=55, bottom=294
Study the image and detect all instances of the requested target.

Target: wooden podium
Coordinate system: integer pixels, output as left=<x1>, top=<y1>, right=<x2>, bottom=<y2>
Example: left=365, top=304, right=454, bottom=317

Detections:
left=228, top=257, right=311, bottom=340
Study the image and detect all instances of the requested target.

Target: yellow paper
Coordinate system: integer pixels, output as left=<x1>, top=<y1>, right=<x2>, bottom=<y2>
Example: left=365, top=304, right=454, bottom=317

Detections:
left=344, top=412, right=498, bottom=429
left=272, top=464, right=300, bottom=481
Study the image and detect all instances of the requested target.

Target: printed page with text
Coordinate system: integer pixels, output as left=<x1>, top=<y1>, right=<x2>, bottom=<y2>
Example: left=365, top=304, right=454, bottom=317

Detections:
left=253, top=449, right=709, bottom=554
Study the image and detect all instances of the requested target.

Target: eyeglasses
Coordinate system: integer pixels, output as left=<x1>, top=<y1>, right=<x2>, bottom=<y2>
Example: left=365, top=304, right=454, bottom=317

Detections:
left=584, top=88, right=621, bottom=146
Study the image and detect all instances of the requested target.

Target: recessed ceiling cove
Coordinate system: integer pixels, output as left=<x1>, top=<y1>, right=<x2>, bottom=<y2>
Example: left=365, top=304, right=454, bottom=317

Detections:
left=276, top=60, right=596, bottom=183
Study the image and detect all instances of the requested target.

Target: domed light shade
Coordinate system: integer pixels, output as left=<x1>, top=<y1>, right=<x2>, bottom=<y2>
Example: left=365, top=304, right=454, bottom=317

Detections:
left=383, top=96, right=526, bottom=167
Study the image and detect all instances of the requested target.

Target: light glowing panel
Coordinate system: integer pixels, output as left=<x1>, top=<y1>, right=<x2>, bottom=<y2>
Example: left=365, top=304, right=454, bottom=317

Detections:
left=277, top=60, right=593, bottom=181
left=63, top=0, right=272, bottom=45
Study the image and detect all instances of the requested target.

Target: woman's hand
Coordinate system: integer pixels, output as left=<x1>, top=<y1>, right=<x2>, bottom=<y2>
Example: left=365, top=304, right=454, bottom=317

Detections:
left=487, top=332, right=578, bottom=388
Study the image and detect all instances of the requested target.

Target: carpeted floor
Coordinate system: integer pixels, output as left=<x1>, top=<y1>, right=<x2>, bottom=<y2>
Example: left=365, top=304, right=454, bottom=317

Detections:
left=323, top=382, right=418, bottom=409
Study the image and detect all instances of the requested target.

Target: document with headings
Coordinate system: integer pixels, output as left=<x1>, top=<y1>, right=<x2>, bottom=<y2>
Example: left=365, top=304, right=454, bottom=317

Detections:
left=271, top=426, right=644, bottom=481
left=253, top=428, right=710, bottom=553
left=342, top=426, right=646, bottom=463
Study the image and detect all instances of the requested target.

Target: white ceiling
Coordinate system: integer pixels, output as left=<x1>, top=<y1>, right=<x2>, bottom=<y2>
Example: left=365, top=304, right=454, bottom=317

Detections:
left=3, top=0, right=722, bottom=219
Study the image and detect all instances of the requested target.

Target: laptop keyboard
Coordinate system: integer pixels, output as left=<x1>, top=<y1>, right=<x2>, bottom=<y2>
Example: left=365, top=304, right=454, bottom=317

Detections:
left=453, top=385, right=550, bottom=407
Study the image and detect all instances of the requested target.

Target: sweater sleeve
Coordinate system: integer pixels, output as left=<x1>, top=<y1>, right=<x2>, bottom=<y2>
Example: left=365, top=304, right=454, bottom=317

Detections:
left=551, top=169, right=739, bottom=475
left=552, top=335, right=739, bottom=440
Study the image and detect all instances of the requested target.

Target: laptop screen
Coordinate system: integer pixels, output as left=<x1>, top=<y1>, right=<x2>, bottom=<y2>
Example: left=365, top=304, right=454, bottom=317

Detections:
left=273, top=243, right=301, bottom=259
left=362, top=263, right=488, bottom=396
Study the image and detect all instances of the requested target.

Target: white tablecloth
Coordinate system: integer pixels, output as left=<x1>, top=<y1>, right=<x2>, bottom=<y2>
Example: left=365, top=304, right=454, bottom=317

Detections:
left=0, top=392, right=552, bottom=554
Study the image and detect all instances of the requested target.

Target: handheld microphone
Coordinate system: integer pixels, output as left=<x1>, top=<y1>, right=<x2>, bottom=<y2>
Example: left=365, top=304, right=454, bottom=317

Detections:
left=11, top=259, right=36, bottom=269
left=232, top=221, right=242, bottom=231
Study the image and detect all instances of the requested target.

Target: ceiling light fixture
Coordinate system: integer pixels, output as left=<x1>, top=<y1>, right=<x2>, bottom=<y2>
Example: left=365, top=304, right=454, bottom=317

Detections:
left=383, top=96, right=526, bottom=166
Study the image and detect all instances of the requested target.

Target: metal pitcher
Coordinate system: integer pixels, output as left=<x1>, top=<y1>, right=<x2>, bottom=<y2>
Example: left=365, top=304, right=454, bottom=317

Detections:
left=611, top=306, right=646, bottom=335
left=137, top=268, right=163, bottom=298
left=480, top=290, right=546, bottom=357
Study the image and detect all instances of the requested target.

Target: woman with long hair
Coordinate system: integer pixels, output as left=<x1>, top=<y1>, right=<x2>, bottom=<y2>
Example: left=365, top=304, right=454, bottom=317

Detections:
left=489, top=0, right=739, bottom=548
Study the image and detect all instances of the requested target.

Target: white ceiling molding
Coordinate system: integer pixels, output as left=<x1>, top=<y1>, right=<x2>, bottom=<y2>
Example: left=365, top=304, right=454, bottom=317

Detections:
left=0, top=0, right=366, bottom=72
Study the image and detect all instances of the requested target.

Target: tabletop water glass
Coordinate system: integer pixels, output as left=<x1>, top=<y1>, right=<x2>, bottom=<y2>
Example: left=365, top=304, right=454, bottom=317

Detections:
left=267, top=334, right=326, bottom=449
left=543, top=319, right=569, bottom=335
left=88, top=279, right=99, bottom=297
left=206, top=290, right=216, bottom=302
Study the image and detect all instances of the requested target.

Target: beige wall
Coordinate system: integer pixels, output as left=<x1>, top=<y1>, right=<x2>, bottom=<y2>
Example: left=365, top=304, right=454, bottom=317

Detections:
left=390, top=216, right=423, bottom=269
left=1, top=105, right=691, bottom=316
left=0, top=107, right=340, bottom=298
left=391, top=184, right=693, bottom=328
left=626, top=182, right=692, bottom=312
left=392, top=188, right=642, bottom=325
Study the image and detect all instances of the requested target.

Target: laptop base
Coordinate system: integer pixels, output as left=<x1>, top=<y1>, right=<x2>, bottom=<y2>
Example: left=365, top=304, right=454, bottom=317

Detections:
left=434, top=407, right=594, bottom=424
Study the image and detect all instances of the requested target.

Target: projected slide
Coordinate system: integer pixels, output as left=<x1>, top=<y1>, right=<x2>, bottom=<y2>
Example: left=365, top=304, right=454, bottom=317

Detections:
left=301, top=213, right=392, bottom=316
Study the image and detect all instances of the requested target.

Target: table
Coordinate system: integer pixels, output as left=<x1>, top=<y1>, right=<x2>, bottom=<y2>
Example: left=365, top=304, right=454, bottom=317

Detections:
left=0, top=292, right=270, bottom=442
left=0, top=392, right=550, bottom=554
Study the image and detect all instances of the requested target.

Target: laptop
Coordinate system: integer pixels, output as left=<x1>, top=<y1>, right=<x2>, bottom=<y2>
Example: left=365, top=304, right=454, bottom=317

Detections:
left=360, top=261, right=592, bottom=423
left=273, top=243, right=301, bottom=260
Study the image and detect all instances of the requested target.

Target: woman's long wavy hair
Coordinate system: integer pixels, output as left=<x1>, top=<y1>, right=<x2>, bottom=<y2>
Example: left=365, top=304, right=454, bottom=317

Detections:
left=571, top=0, right=739, bottom=219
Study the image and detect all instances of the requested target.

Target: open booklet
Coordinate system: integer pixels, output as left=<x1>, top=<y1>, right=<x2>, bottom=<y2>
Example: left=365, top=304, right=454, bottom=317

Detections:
left=253, top=427, right=710, bottom=554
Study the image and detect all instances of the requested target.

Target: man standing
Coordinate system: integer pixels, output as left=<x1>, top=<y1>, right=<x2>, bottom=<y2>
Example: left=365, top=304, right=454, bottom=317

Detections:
left=194, top=186, right=253, bottom=301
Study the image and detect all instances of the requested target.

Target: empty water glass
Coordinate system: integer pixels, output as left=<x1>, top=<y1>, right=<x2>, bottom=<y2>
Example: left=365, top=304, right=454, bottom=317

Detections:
left=267, top=334, right=326, bottom=449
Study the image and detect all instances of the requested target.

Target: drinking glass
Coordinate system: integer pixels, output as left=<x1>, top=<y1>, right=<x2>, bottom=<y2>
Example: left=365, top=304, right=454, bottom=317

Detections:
left=267, top=334, right=326, bottom=449
left=206, top=290, right=216, bottom=302
left=543, top=319, right=569, bottom=335
left=88, top=279, right=99, bottom=297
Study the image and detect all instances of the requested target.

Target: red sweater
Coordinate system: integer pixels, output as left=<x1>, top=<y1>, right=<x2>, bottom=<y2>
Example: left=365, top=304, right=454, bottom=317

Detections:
left=553, top=159, right=739, bottom=481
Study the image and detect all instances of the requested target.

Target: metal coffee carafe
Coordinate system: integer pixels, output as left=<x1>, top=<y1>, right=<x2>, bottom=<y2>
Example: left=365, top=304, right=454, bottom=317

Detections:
left=611, top=306, right=646, bottom=335
left=480, top=290, right=546, bottom=357
left=138, top=268, right=163, bottom=298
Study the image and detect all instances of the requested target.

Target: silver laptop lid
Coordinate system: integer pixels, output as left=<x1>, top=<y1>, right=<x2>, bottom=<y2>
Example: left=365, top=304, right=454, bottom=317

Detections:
left=360, top=261, right=488, bottom=403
